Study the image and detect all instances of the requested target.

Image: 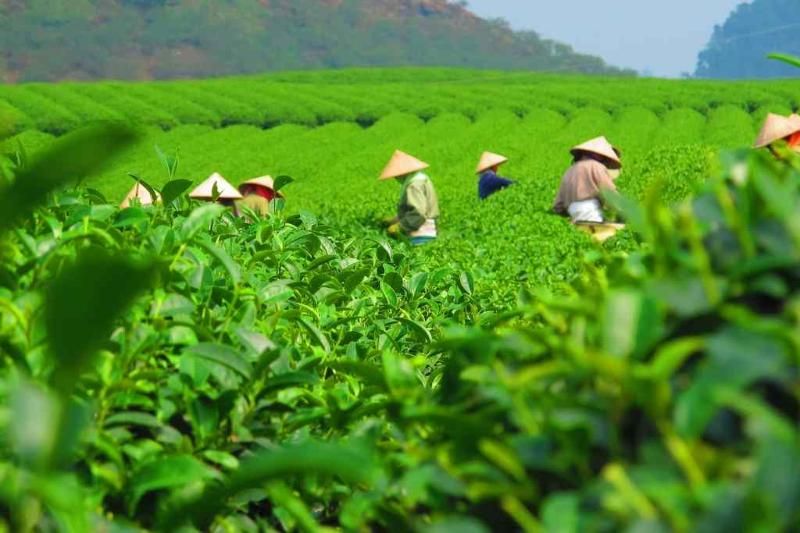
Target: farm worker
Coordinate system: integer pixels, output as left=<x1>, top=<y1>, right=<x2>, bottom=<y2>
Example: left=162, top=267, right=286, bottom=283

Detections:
left=476, top=151, right=515, bottom=200
left=552, top=136, right=622, bottom=223
left=189, top=172, right=243, bottom=208
left=236, top=175, right=282, bottom=216
left=754, top=113, right=800, bottom=157
left=379, top=150, right=440, bottom=246
left=120, top=182, right=159, bottom=208
left=789, top=114, right=800, bottom=146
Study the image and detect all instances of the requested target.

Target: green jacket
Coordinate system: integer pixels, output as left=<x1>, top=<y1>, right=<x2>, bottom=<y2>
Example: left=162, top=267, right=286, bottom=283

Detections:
left=397, top=172, right=440, bottom=233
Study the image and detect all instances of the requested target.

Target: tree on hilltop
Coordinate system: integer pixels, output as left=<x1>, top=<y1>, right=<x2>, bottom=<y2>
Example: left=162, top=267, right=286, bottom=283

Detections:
left=696, top=0, right=800, bottom=79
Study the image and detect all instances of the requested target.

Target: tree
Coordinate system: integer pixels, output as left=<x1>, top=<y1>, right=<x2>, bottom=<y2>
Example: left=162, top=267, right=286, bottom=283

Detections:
left=695, top=0, right=800, bottom=79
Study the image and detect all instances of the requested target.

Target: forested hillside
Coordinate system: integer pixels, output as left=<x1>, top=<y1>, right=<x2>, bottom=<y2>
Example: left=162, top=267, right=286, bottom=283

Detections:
left=0, top=0, right=631, bottom=82
left=696, top=0, right=800, bottom=78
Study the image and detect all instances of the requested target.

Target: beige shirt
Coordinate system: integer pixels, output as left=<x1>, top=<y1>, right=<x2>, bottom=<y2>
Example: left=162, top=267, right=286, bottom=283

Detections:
left=553, top=159, right=617, bottom=215
left=398, top=172, right=440, bottom=235
left=236, top=194, right=270, bottom=217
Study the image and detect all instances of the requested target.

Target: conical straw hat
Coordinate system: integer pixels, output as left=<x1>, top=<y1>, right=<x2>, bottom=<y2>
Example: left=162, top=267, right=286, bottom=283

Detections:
left=189, top=172, right=243, bottom=200
left=476, top=152, right=509, bottom=173
left=120, top=182, right=159, bottom=208
left=754, top=113, right=800, bottom=148
left=788, top=113, right=800, bottom=130
left=570, top=137, right=622, bottom=166
left=240, top=175, right=284, bottom=198
left=379, top=150, right=429, bottom=180
left=240, top=175, right=275, bottom=190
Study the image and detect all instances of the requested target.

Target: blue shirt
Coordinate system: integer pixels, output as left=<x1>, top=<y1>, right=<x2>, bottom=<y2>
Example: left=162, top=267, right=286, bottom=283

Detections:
left=478, top=170, right=515, bottom=200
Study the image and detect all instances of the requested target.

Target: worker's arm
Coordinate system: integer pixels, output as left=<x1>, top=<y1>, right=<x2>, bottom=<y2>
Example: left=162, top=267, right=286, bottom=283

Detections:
left=594, top=167, right=618, bottom=206
left=398, top=181, right=428, bottom=232
left=479, top=172, right=516, bottom=200
left=489, top=173, right=515, bottom=188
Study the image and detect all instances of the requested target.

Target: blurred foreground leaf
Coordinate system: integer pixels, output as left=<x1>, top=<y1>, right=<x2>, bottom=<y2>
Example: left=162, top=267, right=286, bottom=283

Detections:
left=45, top=249, right=155, bottom=394
left=160, top=178, right=193, bottom=205
left=159, top=440, right=380, bottom=529
left=767, top=52, right=800, bottom=69
left=0, top=123, right=138, bottom=233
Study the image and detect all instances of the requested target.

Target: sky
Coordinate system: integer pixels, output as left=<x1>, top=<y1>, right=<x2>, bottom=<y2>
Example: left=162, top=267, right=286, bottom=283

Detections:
left=466, top=0, right=745, bottom=77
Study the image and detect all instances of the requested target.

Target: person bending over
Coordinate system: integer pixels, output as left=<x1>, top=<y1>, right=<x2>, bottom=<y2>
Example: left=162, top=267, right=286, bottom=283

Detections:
left=553, top=136, right=622, bottom=223
left=379, top=150, right=440, bottom=246
left=476, top=151, right=515, bottom=200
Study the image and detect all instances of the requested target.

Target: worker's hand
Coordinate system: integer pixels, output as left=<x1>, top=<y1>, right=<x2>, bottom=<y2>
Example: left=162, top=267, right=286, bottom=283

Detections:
left=380, top=216, right=398, bottom=227
left=387, top=223, right=401, bottom=236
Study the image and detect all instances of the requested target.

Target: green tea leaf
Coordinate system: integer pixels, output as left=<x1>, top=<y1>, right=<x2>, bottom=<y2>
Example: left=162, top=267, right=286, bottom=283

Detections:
left=422, top=518, right=490, bottom=533
left=767, top=52, right=800, bottom=69
left=154, top=144, right=179, bottom=178
left=458, top=271, right=474, bottom=295
left=542, top=492, right=581, bottom=533
left=160, top=179, right=193, bottom=205
left=273, top=174, right=294, bottom=192
left=105, top=411, right=161, bottom=429
left=260, top=372, right=319, bottom=395
left=396, top=317, right=433, bottom=343
left=127, top=173, right=158, bottom=206
left=381, top=281, right=398, bottom=307
left=181, top=203, right=225, bottom=240
left=675, top=327, right=786, bottom=438
left=129, top=455, right=217, bottom=512
left=194, top=237, right=241, bottom=285
left=183, top=343, right=252, bottom=380
left=408, top=272, right=428, bottom=299
left=299, top=317, right=331, bottom=352
left=603, top=289, right=663, bottom=359
left=45, top=249, right=154, bottom=394
left=159, top=440, right=379, bottom=529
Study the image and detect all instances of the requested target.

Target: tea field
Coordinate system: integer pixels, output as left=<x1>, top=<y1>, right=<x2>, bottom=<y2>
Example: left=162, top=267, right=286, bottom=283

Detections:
left=0, top=70, right=798, bottom=531
left=4, top=69, right=800, bottom=300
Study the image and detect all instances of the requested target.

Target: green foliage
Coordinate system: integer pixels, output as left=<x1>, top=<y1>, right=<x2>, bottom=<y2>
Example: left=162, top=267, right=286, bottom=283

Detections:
left=2, top=69, right=798, bottom=137
left=4, top=70, right=793, bottom=305
left=769, top=52, right=800, bottom=69
left=0, top=71, right=798, bottom=531
left=0, top=122, right=797, bottom=531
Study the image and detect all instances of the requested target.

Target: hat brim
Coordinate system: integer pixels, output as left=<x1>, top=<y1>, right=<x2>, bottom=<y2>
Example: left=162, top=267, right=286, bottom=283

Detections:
left=571, top=149, right=622, bottom=169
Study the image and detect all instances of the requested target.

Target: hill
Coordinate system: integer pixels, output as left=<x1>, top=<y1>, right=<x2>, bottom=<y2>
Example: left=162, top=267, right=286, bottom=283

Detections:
left=0, top=0, right=631, bottom=82
left=695, top=0, right=800, bottom=78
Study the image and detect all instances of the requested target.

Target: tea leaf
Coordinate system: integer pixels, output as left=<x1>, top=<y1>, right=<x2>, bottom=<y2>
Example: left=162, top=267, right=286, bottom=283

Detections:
left=160, top=178, right=193, bottom=205
left=45, top=249, right=154, bottom=394
left=159, top=440, right=379, bottom=529
left=129, top=454, right=217, bottom=512
left=183, top=343, right=252, bottom=380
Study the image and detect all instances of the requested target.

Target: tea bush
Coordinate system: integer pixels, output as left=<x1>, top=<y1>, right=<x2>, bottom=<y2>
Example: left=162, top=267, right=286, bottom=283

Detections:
left=7, top=70, right=780, bottom=307
left=0, top=69, right=798, bottom=531
left=0, top=121, right=797, bottom=532
left=2, top=68, right=800, bottom=134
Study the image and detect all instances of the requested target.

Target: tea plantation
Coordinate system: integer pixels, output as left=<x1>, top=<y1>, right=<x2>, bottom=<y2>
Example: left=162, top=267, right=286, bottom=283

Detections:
left=0, top=69, right=798, bottom=531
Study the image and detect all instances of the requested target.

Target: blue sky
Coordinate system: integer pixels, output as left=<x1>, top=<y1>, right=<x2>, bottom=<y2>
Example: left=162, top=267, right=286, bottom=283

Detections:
left=466, top=0, right=744, bottom=77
